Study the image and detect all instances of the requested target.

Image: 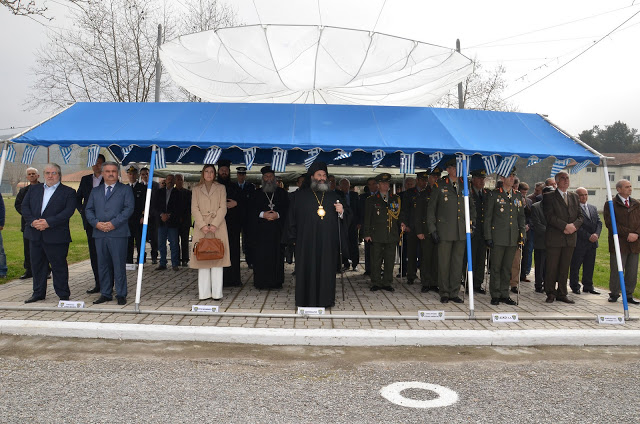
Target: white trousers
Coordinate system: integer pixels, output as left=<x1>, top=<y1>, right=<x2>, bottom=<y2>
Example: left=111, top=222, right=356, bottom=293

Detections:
left=198, top=267, right=223, bottom=300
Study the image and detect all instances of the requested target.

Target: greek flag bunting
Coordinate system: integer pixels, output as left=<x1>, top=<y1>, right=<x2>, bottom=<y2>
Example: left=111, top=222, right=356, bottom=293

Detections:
left=372, top=149, right=386, bottom=170
left=429, top=152, right=443, bottom=171
left=59, top=146, right=73, bottom=164
left=334, top=150, right=352, bottom=161
left=176, top=147, right=191, bottom=162
left=495, top=155, right=518, bottom=178
left=203, top=147, right=221, bottom=165
left=86, top=145, right=100, bottom=167
left=22, top=145, right=39, bottom=165
left=570, top=160, right=592, bottom=174
left=399, top=153, right=415, bottom=174
left=456, top=155, right=470, bottom=177
left=305, top=148, right=321, bottom=170
left=6, top=144, right=16, bottom=163
left=120, top=145, right=133, bottom=159
left=272, top=147, right=287, bottom=172
left=482, top=154, right=498, bottom=174
left=527, top=156, right=542, bottom=167
left=550, top=158, right=571, bottom=178
left=244, top=147, right=256, bottom=170
left=155, top=147, right=166, bottom=169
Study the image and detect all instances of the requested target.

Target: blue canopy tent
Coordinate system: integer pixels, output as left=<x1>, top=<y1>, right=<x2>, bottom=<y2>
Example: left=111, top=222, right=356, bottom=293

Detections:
left=5, top=102, right=628, bottom=319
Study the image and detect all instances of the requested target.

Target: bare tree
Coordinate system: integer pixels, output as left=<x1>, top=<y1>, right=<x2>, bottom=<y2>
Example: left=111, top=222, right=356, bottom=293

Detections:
left=433, top=62, right=517, bottom=112
left=1, top=0, right=84, bottom=20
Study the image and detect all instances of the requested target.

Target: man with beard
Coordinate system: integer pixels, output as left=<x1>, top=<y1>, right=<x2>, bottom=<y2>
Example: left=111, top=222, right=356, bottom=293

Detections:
left=236, top=167, right=256, bottom=268
left=248, top=167, right=289, bottom=289
left=286, top=161, right=349, bottom=307
left=217, top=159, right=244, bottom=287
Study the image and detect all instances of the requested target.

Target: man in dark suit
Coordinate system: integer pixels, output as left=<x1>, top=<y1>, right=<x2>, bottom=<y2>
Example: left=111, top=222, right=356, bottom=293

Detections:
left=76, top=153, right=105, bottom=293
left=359, top=177, right=378, bottom=275
left=175, top=174, right=192, bottom=266
left=569, top=187, right=601, bottom=295
left=152, top=174, right=182, bottom=271
left=338, top=178, right=360, bottom=271
left=530, top=187, right=551, bottom=293
left=86, top=162, right=134, bottom=305
left=469, top=169, right=489, bottom=294
left=542, top=171, right=583, bottom=304
left=236, top=166, right=256, bottom=267
left=14, top=167, right=41, bottom=279
left=22, top=164, right=77, bottom=303
left=140, top=167, right=159, bottom=264
left=125, top=165, right=146, bottom=264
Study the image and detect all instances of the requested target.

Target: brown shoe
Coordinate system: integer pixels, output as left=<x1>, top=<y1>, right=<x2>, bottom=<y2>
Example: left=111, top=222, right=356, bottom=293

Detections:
left=545, top=294, right=555, bottom=303
left=556, top=296, right=575, bottom=304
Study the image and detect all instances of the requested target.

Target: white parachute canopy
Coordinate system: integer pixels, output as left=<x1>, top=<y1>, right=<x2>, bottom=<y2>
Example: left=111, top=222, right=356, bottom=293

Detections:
left=160, top=24, right=473, bottom=106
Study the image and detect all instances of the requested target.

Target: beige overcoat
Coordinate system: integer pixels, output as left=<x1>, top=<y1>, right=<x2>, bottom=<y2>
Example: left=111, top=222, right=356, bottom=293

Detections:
left=189, top=182, right=231, bottom=268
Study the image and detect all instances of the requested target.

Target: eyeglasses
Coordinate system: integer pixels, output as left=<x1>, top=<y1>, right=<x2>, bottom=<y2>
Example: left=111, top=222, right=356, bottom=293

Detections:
left=44, top=171, right=59, bottom=175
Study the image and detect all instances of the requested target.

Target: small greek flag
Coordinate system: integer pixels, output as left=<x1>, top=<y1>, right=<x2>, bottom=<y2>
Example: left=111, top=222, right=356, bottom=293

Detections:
left=399, top=153, right=415, bottom=174
left=456, top=155, right=470, bottom=177
left=305, top=148, right=321, bottom=170
left=334, top=149, right=352, bottom=161
left=550, top=158, right=571, bottom=178
left=570, top=160, right=593, bottom=174
left=203, top=147, right=221, bottom=165
left=429, top=152, right=443, bottom=171
left=272, top=147, right=287, bottom=172
left=372, top=149, right=386, bottom=170
left=86, top=145, right=100, bottom=167
left=176, top=147, right=191, bottom=162
left=6, top=144, right=16, bottom=163
left=495, top=155, right=518, bottom=178
left=482, top=154, right=498, bottom=175
left=155, top=147, right=166, bottom=170
left=22, top=145, right=39, bottom=165
left=59, top=146, right=73, bottom=164
left=120, top=145, right=133, bottom=159
left=244, top=147, right=257, bottom=170
left=527, top=156, right=542, bottom=167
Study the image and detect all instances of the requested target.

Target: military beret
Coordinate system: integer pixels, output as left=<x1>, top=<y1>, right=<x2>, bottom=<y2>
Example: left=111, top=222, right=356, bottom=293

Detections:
left=126, top=165, right=139, bottom=174
left=217, top=159, right=231, bottom=168
left=236, top=167, right=247, bottom=174
left=470, top=169, right=487, bottom=178
left=261, top=166, right=275, bottom=175
left=376, top=172, right=392, bottom=183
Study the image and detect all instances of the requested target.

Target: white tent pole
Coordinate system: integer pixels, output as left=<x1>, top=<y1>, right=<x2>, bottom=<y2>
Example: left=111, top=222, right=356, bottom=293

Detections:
left=461, top=154, right=475, bottom=318
left=603, top=158, right=629, bottom=319
left=134, top=146, right=157, bottom=312
left=0, top=141, right=8, bottom=190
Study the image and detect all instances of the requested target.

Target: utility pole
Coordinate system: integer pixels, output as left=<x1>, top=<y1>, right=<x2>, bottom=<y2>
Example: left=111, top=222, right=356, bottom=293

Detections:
left=456, top=39, right=464, bottom=109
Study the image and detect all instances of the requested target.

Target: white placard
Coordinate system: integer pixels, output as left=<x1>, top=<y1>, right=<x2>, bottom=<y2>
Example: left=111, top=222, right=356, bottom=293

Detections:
left=297, top=307, right=325, bottom=315
left=597, top=315, right=625, bottom=325
left=125, top=264, right=137, bottom=271
left=492, top=313, right=519, bottom=323
left=57, top=300, right=84, bottom=309
left=418, top=310, right=445, bottom=321
left=191, top=305, right=219, bottom=313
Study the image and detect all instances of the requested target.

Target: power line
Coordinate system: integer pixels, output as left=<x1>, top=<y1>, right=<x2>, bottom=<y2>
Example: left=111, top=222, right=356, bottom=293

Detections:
left=504, top=8, right=640, bottom=100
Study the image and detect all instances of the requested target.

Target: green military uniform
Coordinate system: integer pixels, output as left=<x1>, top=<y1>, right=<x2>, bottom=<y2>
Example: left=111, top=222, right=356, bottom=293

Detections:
left=484, top=181, right=526, bottom=303
left=400, top=183, right=423, bottom=284
left=414, top=172, right=439, bottom=292
left=364, top=174, right=401, bottom=290
left=426, top=162, right=476, bottom=302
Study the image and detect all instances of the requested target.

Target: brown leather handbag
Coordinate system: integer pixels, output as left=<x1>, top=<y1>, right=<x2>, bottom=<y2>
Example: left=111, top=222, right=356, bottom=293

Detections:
left=193, top=232, right=224, bottom=261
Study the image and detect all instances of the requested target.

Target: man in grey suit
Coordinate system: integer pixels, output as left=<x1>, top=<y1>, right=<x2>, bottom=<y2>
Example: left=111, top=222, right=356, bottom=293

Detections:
left=569, top=187, right=601, bottom=295
left=86, top=162, right=134, bottom=305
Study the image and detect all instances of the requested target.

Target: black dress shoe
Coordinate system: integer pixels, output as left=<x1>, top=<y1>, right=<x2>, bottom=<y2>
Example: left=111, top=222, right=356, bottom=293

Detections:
left=370, top=286, right=381, bottom=291
left=511, top=286, right=518, bottom=294
left=382, top=286, right=395, bottom=292
left=535, top=287, right=544, bottom=293
left=431, top=286, right=440, bottom=293
left=421, top=286, right=430, bottom=293
left=25, top=295, right=45, bottom=304
left=545, top=294, right=555, bottom=303
left=501, top=297, right=517, bottom=306
left=86, top=287, right=100, bottom=294
left=19, top=273, right=33, bottom=280
left=628, top=297, right=640, bottom=305
left=59, top=297, right=69, bottom=301
left=490, top=298, right=500, bottom=305
left=93, top=295, right=112, bottom=304
left=440, top=296, right=449, bottom=303
left=608, top=295, right=619, bottom=303
left=406, top=279, right=414, bottom=285
left=450, top=297, right=463, bottom=304
left=172, top=266, right=179, bottom=271
left=117, top=297, right=126, bottom=305
left=583, top=288, right=600, bottom=295
left=152, top=259, right=158, bottom=265
left=556, top=296, right=575, bottom=304
left=182, top=261, right=189, bottom=267
left=571, top=288, right=581, bottom=294
left=156, top=265, right=167, bottom=271
left=363, top=271, right=370, bottom=276
left=474, top=288, right=487, bottom=294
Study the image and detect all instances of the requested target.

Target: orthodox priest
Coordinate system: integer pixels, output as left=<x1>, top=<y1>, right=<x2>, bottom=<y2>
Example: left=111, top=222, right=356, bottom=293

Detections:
left=248, top=167, right=289, bottom=289
left=217, top=159, right=244, bottom=287
left=286, top=161, right=349, bottom=307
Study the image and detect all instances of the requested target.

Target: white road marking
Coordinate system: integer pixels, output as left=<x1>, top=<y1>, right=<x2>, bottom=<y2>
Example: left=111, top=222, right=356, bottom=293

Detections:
left=380, top=381, right=459, bottom=408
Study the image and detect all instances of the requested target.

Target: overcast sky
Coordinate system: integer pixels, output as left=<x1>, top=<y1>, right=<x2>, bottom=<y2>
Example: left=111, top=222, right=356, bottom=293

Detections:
left=1, top=0, right=639, bottom=138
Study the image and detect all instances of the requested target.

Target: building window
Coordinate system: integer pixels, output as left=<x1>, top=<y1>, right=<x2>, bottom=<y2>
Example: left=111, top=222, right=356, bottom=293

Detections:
left=586, top=167, right=597, bottom=173
left=609, top=172, right=615, bottom=182
left=587, top=190, right=596, bottom=196
left=637, top=176, right=640, bottom=182
left=623, top=175, right=631, bottom=181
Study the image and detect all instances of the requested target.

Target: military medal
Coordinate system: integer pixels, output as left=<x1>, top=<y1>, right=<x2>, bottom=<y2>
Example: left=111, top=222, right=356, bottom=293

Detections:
left=500, top=207, right=504, bottom=212
left=444, top=196, right=448, bottom=202
left=313, top=190, right=326, bottom=219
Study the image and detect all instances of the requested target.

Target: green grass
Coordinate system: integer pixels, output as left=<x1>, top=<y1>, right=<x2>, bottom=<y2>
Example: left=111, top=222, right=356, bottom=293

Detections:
left=0, top=196, right=89, bottom=283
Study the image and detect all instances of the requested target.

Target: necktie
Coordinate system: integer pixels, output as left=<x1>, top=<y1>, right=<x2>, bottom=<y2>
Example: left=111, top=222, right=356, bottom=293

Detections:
left=106, top=185, right=113, bottom=200
left=563, top=192, right=567, bottom=204
left=625, top=199, right=630, bottom=208
left=583, top=204, right=589, bottom=219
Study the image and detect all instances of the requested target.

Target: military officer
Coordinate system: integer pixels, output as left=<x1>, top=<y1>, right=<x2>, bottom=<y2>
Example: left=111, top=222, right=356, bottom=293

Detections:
left=399, top=172, right=428, bottom=284
left=414, top=169, right=440, bottom=293
left=364, top=173, right=402, bottom=291
left=484, top=167, right=525, bottom=306
left=469, top=169, right=489, bottom=294
left=427, top=159, right=475, bottom=303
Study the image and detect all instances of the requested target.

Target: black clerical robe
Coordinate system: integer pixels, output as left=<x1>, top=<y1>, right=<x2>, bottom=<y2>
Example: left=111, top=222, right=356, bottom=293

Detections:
left=221, top=179, right=244, bottom=287
left=287, top=188, right=350, bottom=307
left=248, top=187, right=289, bottom=289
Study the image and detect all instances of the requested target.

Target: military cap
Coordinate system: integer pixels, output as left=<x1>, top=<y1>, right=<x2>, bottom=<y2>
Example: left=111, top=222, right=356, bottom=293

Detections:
left=376, top=172, right=392, bottom=183
left=431, top=167, right=442, bottom=176
left=217, top=159, right=231, bottom=168
left=236, top=166, right=247, bottom=174
left=126, top=165, right=139, bottom=174
left=261, top=165, right=275, bottom=175
left=470, top=169, right=487, bottom=178
left=444, top=157, right=457, bottom=168
left=416, top=171, right=429, bottom=180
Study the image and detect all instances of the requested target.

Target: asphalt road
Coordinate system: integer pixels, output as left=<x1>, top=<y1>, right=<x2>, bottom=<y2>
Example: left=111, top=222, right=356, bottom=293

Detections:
left=1, top=335, right=638, bottom=423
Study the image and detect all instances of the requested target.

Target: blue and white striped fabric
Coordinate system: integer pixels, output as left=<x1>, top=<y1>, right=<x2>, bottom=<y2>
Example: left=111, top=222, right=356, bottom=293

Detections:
left=244, top=147, right=257, bottom=170
left=399, top=153, right=415, bottom=174
left=550, top=158, right=571, bottom=178
left=176, top=147, right=191, bottom=162
left=429, top=152, right=443, bottom=171
left=372, top=149, right=386, bottom=170
left=527, top=156, right=542, bottom=167
left=6, top=144, right=16, bottom=163
left=272, top=147, right=287, bottom=172
left=334, top=149, right=352, bottom=161
left=305, top=148, right=321, bottom=170
left=22, top=145, right=39, bottom=165
left=456, top=155, right=470, bottom=177
left=482, top=154, right=498, bottom=175
left=570, top=160, right=592, bottom=174
left=495, top=155, right=518, bottom=178
left=155, top=147, right=166, bottom=170
left=203, top=147, right=221, bottom=164
left=86, top=145, right=100, bottom=167
left=120, top=145, right=133, bottom=159
left=59, top=146, right=73, bottom=164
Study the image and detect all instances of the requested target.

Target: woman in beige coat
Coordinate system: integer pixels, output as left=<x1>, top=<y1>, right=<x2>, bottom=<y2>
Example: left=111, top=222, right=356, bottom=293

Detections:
left=190, top=164, right=231, bottom=300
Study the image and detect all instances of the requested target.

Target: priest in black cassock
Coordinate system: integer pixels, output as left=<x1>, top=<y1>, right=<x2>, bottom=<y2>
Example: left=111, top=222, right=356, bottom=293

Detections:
left=248, top=167, right=289, bottom=289
left=286, top=161, right=350, bottom=308
left=217, top=159, right=244, bottom=287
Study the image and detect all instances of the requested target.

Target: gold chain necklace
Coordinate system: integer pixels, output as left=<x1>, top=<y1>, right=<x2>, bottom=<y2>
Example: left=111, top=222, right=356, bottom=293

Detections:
left=312, top=190, right=326, bottom=219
